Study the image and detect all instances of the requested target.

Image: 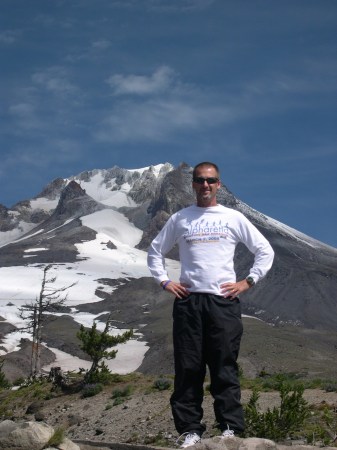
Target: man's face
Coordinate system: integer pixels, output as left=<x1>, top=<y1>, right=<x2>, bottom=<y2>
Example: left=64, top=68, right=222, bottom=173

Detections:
left=193, top=165, right=221, bottom=207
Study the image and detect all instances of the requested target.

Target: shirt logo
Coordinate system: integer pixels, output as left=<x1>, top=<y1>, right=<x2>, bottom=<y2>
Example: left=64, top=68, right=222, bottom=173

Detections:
left=183, top=219, right=229, bottom=244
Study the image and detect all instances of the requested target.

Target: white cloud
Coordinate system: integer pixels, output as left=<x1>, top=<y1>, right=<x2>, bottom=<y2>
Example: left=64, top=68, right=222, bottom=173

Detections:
left=95, top=96, right=230, bottom=143
left=9, top=102, right=35, bottom=117
left=148, top=0, right=215, bottom=12
left=96, top=59, right=336, bottom=145
left=104, top=0, right=215, bottom=11
left=107, top=65, right=176, bottom=96
left=32, top=66, right=78, bottom=96
left=91, top=39, right=111, bottom=50
left=245, top=69, right=337, bottom=97
left=9, top=102, right=41, bottom=130
left=0, top=30, right=20, bottom=44
left=99, top=65, right=234, bottom=142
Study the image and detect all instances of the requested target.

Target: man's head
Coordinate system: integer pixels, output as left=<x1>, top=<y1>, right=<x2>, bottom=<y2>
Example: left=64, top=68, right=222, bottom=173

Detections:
left=192, top=162, right=221, bottom=207
left=192, top=162, right=220, bottom=179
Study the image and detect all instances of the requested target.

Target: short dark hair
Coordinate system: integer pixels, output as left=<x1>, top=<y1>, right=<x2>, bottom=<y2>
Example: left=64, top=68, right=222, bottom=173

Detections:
left=193, top=162, right=220, bottom=179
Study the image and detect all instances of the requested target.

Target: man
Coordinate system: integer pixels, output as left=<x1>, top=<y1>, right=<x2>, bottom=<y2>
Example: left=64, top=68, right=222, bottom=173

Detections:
left=147, top=162, right=274, bottom=448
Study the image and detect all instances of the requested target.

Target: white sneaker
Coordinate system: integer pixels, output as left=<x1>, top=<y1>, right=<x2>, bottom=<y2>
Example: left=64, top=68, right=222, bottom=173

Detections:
left=178, top=432, right=201, bottom=448
left=221, top=425, right=235, bottom=438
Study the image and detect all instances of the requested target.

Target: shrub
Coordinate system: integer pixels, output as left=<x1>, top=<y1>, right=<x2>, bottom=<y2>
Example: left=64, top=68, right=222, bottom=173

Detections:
left=244, top=382, right=310, bottom=441
left=144, top=432, right=170, bottom=446
left=113, top=396, right=125, bottom=406
left=324, top=383, right=337, bottom=393
left=111, top=385, right=132, bottom=406
left=48, top=427, right=65, bottom=447
left=81, top=383, right=103, bottom=398
left=111, top=385, right=132, bottom=399
left=259, top=372, right=303, bottom=391
left=153, top=377, right=171, bottom=391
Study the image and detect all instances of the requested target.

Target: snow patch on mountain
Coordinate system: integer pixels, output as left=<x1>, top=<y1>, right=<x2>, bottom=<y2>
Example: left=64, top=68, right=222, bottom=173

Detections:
left=70, top=172, right=137, bottom=208
left=42, top=337, right=148, bottom=375
left=30, top=198, right=59, bottom=211
left=81, top=209, right=142, bottom=247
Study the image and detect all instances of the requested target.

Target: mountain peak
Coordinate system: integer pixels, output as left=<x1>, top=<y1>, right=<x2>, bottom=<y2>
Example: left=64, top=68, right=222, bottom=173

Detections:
left=62, top=180, right=87, bottom=200
left=53, top=180, right=104, bottom=220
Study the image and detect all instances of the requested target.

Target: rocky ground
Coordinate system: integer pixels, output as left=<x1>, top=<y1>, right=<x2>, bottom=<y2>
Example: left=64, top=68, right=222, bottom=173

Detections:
left=1, top=373, right=337, bottom=449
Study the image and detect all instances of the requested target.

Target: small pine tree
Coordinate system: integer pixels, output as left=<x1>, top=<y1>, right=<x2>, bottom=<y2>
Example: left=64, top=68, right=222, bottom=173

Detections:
left=244, top=382, right=310, bottom=441
left=77, top=315, right=133, bottom=383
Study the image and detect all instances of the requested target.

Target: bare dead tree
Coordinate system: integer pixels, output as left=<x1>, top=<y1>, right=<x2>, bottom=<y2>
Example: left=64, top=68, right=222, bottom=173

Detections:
left=18, top=264, right=77, bottom=378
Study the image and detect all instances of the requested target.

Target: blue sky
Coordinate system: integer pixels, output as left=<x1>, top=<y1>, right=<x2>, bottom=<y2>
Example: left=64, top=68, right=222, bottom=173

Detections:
left=1, top=0, right=336, bottom=248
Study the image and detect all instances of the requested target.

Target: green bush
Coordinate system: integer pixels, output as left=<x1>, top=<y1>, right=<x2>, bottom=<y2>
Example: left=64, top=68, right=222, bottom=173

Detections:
left=153, top=377, right=171, bottom=391
left=259, top=372, right=304, bottom=391
left=81, top=383, right=103, bottom=398
left=108, top=373, right=124, bottom=383
left=113, top=396, right=125, bottom=406
left=111, top=385, right=132, bottom=406
left=112, top=385, right=132, bottom=399
left=144, top=432, right=170, bottom=446
left=244, top=382, right=310, bottom=441
left=305, top=405, right=337, bottom=446
left=105, top=403, right=113, bottom=410
left=48, top=427, right=65, bottom=447
left=252, top=371, right=327, bottom=392
left=324, top=383, right=337, bottom=393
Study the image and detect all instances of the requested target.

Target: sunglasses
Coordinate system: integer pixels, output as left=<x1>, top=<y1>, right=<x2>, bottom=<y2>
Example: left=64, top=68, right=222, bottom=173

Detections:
left=193, top=177, right=219, bottom=185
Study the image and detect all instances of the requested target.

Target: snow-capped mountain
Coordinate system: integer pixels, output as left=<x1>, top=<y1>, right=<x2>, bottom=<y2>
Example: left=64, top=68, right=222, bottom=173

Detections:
left=0, top=162, right=337, bottom=382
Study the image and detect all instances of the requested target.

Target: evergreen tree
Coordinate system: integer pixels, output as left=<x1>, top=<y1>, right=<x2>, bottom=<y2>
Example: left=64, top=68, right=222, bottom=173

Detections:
left=77, top=314, right=133, bottom=383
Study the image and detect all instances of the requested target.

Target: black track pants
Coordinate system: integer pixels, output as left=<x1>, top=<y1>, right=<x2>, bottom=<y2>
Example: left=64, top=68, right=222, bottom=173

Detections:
left=170, top=293, right=245, bottom=436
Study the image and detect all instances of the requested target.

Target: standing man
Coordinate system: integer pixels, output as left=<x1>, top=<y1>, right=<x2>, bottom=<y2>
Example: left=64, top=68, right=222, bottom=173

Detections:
left=147, top=162, right=274, bottom=448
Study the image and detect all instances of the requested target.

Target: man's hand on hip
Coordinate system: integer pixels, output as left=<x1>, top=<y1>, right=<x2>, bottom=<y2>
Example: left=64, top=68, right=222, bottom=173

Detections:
left=161, top=280, right=190, bottom=299
left=220, top=279, right=251, bottom=298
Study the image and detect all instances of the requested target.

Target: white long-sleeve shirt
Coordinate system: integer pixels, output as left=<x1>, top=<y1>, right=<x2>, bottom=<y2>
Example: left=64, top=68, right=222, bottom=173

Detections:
left=147, top=204, right=274, bottom=295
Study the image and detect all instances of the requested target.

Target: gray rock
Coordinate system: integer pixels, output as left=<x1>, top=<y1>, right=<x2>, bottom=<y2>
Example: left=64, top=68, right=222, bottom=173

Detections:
left=35, top=410, right=47, bottom=422
left=67, top=413, right=82, bottom=426
left=0, top=420, right=17, bottom=435
left=0, top=420, right=82, bottom=450
left=188, top=437, right=336, bottom=450
left=238, top=437, right=277, bottom=450
left=26, top=400, right=44, bottom=414
left=57, top=437, right=81, bottom=450
left=0, top=420, right=54, bottom=450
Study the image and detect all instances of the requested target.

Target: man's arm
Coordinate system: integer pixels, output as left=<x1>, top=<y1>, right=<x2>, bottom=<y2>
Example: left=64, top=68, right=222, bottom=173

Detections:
left=147, top=216, right=190, bottom=299
left=220, top=213, right=274, bottom=297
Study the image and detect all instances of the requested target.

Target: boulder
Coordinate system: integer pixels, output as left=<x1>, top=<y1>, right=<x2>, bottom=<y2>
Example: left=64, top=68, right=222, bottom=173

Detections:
left=45, top=437, right=81, bottom=450
left=194, top=437, right=336, bottom=450
left=0, top=420, right=82, bottom=450
left=0, top=420, right=54, bottom=450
